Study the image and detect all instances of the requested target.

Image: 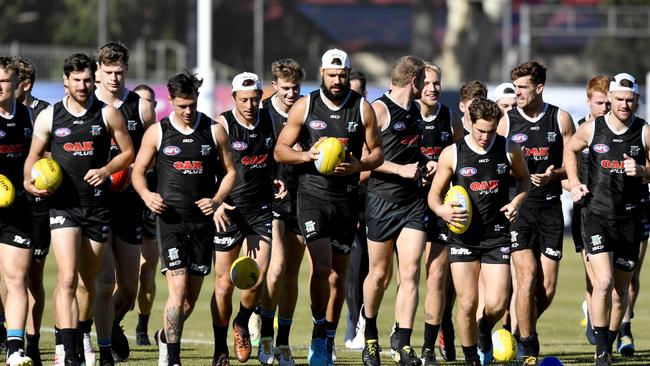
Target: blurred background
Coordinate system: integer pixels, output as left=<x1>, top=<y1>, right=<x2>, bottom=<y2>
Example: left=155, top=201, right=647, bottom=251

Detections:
left=1, top=0, right=648, bottom=119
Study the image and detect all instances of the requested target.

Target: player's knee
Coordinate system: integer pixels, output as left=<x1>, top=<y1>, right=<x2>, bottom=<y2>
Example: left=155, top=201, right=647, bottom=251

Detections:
left=456, top=297, right=478, bottom=317
left=591, top=276, right=613, bottom=295
left=312, top=262, right=331, bottom=280
left=516, top=270, right=536, bottom=293
left=215, top=276, right=235, bottom=296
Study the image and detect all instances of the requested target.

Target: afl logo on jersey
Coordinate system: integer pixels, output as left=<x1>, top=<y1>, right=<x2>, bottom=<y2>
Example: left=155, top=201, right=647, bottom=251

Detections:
left=459, top=167, right=478, bottom=177
left=54, top=128, right=72, bottom=137
left=163, top=146, right=181, bottom=156
left=511, top=133, right=528, bottom=143
left=309, top=120, right=327, bottom=130
left=393, top=121, right=407, bottom=131
left=232, top=141, right=248, bottom=151
left=593, top=144, right=610, bottom=153
left=0, top=129, right=5, bottom=139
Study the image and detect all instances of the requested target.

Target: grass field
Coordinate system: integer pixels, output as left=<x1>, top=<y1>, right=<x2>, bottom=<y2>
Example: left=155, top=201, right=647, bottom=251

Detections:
left=31, top=235, right=649, bottom=365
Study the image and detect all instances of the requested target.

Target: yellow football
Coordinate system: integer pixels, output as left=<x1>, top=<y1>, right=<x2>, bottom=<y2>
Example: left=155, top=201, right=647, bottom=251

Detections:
left=230, top=256, right=260, bottom=290
left=0, top=174, right=15, bottom=208
left=314, top=137, right=345, bottom=176
left=31, top=158, right=63, bottom=193
left=492, top=328, right=517, bottom=361
left=443, top=185, right=473, bottom=234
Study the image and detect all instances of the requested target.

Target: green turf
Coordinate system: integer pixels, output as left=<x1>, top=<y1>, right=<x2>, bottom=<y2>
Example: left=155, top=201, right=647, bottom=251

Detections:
left=32, top=236, right=649, bottom=365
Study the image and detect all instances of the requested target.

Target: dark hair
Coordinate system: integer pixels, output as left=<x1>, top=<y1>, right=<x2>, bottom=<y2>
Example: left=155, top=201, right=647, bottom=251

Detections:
left=0, top=56, right=18, bottom=76
left=13, top=56, right=35, bottom=85
left=133, top=84, right=155, bottom=96
left=97, top=42, right=129, bottom=66
left=63, top=53, right=96, bottom=78
left=469, top=97, right=503, bottom=124
left=459, top=80, right=487, bottom=103
left=350, top=71, right=367, bottom=92
left=510, top=61, right=547, bottom=85
left=391, top=55, right=425, bottom=88
left=271, top=58, right=305, bottom=83
left=167, top=70, right=203, bottom=99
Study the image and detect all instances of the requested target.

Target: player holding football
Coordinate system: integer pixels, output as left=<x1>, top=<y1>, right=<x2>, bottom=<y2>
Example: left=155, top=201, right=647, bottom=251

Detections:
left=429, top=97, right=529, bottom=366
left=275, top=48, right=383, bottom=365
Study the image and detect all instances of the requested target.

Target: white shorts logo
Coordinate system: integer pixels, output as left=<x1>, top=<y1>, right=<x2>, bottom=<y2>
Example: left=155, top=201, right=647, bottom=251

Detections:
left=304, top=220, right=316, bottom=233
left=167, top=248, right=180, bottom=261
left=214, top=237, right=236, bottom=246
left=50, top=216, right=66, bottom=226
left=450, top=247, right=472, bottom=256
left=591, top=234, right=603, bottom=246
left=545, top=247, right=561, bottom=258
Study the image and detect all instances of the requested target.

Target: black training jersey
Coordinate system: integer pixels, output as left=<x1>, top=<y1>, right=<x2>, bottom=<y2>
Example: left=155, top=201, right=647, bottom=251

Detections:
left=222, top=109, right=275, bottom=208
left=367, top=92, right=422, bottom=201
left=298, top=90, right=365, bottom=200
left=30, top=99, right=50, bottom=120
left=107, top=90, right=145, bottom=158
left=0, top=101, right=32, bottom=191
left=50, top=96, right=111, bottom=207
left=450, top=135, right=511, bottom=245
left=507, top=104, right=563, bottom=203
left=575, top=116, right=590, bottom=187
left=157, top=113, right=219, bottom=219
left=586, top=114, right=647, bottom=220
left=420, top=103, right=454, bottom=162
left=261, top=95, right=297, bottom=190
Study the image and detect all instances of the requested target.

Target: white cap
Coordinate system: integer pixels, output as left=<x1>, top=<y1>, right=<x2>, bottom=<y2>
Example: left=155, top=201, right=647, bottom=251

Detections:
left=494, top=82, right=516, bottom=101
left=321, top=48, right=350, bottom=69
left=609, top=73, right=639, bottom=94
left=232, top=72, right=263, bottom=92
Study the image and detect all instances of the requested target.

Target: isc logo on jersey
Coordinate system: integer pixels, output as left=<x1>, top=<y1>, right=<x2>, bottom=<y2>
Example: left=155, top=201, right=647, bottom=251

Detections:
left=232, top=141, right=248, bottom=151
left=593, top=144, right=610, bottom=153
left=511, top=133, right=528, bottom=144
left=309, top=120, right=327, bottom=130
left=54, top=128, right=71, bottom=137
left=459, top=167, right=477, bottom=177
left=163, top=146, right=181, bottom=156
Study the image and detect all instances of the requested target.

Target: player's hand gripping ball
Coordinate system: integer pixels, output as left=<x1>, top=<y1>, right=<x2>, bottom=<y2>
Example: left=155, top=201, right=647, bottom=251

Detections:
left=31, top=158, right=63, bottom=193
left=314, top=137, right=345, bottom=176
left=0, top=174, right=16, bottom=208
left=443, top=185, right=472, bottom=234
left=230, top=256, right=260, bottom=290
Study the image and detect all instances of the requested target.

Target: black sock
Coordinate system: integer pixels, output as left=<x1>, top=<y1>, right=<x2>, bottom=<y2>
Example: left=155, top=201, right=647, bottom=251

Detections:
left=276, top=317, right=292, bottom=346
left=55, top=327, right=62, bottom=346
left=167, top=342, right=181, bottom=364
left=325, top=320, right=338, bottom=340
left=311, top=307, right=326, bottom=339
left=160, top=329, right=167, bottom=343
left=619, top=321, right=631, bottom=337
left=607, top=330, right=618, bottom=353
left=234, top=303, right=255, bottom=328
left=423, top=323, right=440, bottom=350
left=136, top=313, right=150, bottom=334
left=363, top=312, right=378, bottom=340
left=79, top=319, right=93, bottom=334
left=212, top=323, right=228, bottom=355
left=594, top=326, right=609, bottom=355
left=477, top=316, right=496, bottom=351
left=6, top=339, right=23, bottom=355
left=397, top=327, right=413, bottom=348
left=99, top=345, right=112, bottom=361
left=26, top=333, right=39, bottom=349
left=520, top=334, right=539, bottom=357
left=462, top=344, right=479, bottom=362
left=260, top=308, right=275, bottom=338
left=61, top=328, right=77, bottom=359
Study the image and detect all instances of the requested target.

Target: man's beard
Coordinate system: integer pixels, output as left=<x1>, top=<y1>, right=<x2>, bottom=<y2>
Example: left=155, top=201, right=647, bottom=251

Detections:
left=321, top=79, right=350, bottom=102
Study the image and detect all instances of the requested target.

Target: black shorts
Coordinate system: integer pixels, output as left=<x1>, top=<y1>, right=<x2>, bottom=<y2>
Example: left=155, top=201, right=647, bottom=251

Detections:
left=447, top=242, right=511, bottom=265
left=272, top=188, right=301, bottom=235
left=572, top=203, right=585, bottom=252
left=156, top=210, right=214, bottom=276
left=50, top=205, right=111, bottom=243
left=425, top=209, right=449, bottom=244
left=510, top=201, right=564, bottom=261
left=108, top=190, right=143, bottom=244
left=365, top=193, right=425, bottom=242
left=641, top=203, right=650, bottom=241
left=31, top=196, right=51, bottom=258
left=581, top=207, right=641, bottom=272
left=0, top=196, right=32, bottom=250
left=297, top=190, right=358, bottom=255
left=214, top=203, right=273, bottom=252
left=142, top=208, right=156, bottom=239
